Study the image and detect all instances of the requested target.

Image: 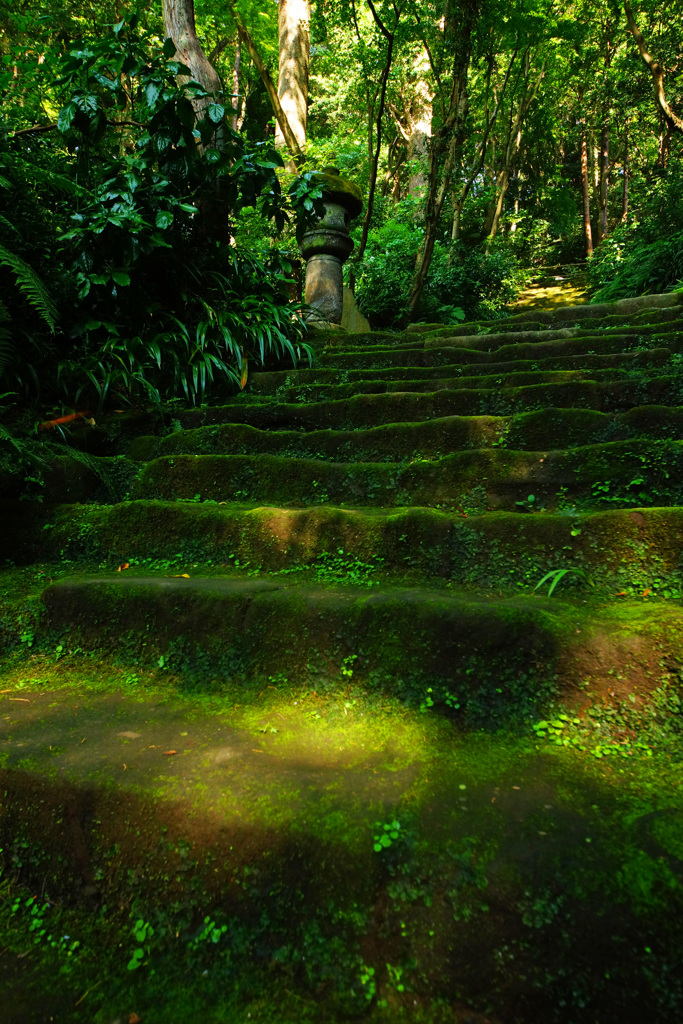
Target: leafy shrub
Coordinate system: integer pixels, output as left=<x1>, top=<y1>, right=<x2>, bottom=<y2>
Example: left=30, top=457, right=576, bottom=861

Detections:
left=589, top=166, right=683, bottom=301
left=590, top=228, right=683, bottom=302
left=351, top=222, right=417, bottom=328
left=1, top=15, right=319, bottom=408
left=353, top=224, right=521, bottom=328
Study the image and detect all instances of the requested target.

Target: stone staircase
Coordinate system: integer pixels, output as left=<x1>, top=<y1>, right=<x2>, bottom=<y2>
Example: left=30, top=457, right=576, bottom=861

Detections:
left=7, top=290, right=683, bottom=715
left=3, top=290, right=683, bottom=1021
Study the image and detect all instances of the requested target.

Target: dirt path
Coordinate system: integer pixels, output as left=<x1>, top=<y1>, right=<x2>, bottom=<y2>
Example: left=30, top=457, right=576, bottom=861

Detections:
left=513, top=265, right=592, bottom=311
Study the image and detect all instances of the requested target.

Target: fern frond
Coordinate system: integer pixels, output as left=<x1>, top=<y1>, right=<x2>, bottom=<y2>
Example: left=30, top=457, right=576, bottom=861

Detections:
left=0, top=299, right=11, bottom=379
left=0, top=422, right=22, bottom=453
left=0, top=214, right=22, bottom=240
left=0, top=243, right=57, bottom=331
left=11, top=159, right=87, bottom=198
left=0, top=332, right=11, bottom=379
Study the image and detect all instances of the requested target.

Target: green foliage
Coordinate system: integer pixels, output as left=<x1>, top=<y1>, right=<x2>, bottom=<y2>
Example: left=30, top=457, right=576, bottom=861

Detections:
left=0, top=14, right=322, bottom=408
left=353, top=225, right=521, bottom=328
left=0, top=244, right=57, bottom=333
left=532, top=567, right=593, bottom=597
left=589, top=167, right=683, bottom=301
left=373, top=819, right=402, bottom=852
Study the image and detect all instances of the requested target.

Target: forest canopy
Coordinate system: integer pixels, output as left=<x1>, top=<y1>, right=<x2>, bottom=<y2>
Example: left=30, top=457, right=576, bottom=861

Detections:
left=0, top=0, right=681, bottom=409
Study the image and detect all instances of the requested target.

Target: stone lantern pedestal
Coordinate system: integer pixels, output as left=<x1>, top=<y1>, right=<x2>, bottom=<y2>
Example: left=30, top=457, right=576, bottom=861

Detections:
left=298, top=168, right=363, bottom=325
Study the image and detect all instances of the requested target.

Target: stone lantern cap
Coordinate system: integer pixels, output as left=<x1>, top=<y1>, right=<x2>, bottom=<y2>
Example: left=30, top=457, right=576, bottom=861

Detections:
left=311, top=167, right=363, bottom=220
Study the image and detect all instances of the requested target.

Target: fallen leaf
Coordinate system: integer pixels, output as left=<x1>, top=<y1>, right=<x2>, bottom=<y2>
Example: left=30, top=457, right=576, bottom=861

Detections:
left=129, top=1014, right=142, bottom=1024
left=117, top=562, right=130, bottom=572
left=9, top=698, right=29, bottom=702
left=163, top=750, right=177, bottom=756
left=616, top=591, right=627, bottom=597
left=171, top=574, right=190, bottom=578
left=642, top=589, right=651, bottom=597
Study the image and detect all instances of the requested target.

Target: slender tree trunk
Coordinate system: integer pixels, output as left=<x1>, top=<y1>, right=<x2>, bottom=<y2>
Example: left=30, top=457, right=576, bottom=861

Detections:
left=485, top=164, right=511, bottom=246
left=408, top=0, right=479, bottom=316
left=483, top=50, right=545, bottom=249
left=227, top=0, right=303, bottom=162
left=409, top=91, right=468, bottom=314
left=231, top=38, right=242, bottom=130
left=621, top=129, right=629, bottom=223
left=596, top=121, right=609, bottom=244
left=356, top=5, right=396, bottom=265
left=450, top=48, right=517, bottom=241
left=509, top=196, right=519, bottom=233
left=163, top=0, right=222, bottom=116
left=658, top=122, right=672, bottom=167
left=274, top=0, right=310, bottom=159
left=580, top=113, right=593, bottom=256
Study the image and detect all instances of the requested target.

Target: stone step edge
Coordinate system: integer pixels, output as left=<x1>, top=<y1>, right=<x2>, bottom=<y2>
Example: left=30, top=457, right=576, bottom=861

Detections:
left=9, top=500, right=683, bottom=590
left=39, top=574, right=683, bottom=719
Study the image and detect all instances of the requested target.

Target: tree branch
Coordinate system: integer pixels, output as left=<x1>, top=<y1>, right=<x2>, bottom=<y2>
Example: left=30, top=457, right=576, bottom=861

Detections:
left=226, top=0, right=303, bottom=162
left=208, top=37, right=231, bottom=64
left=624, top=0, right=683, bottom=134
left=13, top=118, right=146, bottom=139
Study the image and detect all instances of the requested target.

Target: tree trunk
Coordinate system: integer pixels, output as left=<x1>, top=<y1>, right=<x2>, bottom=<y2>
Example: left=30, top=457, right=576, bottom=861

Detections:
left=163, top=0, right=222, bottom=118
left=274, top=0, right=310, bottom=157
left=621, top=129, right=629, bottom=223
left=485, top=164, right=511, bottom=246
left=580, top=115, right=593, bottom=256
left=450, top=48, right=517, bottom=241
left=409, top=91, right=469, bottom=315
left=231, top=38, right=243, bottom=131
left=408, top=0, right=479, bottom=316
left=596, top=121, right=609, bottom=244
left=658, top=121, right=672, bottom=167
left=227, top=0, right=303, bottom=163
left=406, top=49, right=433, bottom=199
left=356, top=1, right=398, bottom=265
left=483, top=50, right=545, bottom=249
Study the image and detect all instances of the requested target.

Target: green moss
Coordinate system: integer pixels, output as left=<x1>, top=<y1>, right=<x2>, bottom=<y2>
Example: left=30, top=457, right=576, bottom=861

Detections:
left=309, top=169, right=363, bottom=217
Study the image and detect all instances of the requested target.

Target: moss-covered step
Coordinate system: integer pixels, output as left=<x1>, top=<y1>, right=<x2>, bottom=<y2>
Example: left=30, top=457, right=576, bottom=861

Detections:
left=444, top=292, right=683, bottom=332
left=39, top=574, right=683, bottom=712
left=404, top=294, right=683, bottom=336
left=421, top=321, right=683, bottom=354
left=259, top=363, right=672, bottom=404
left=176, top=376, right=683, bottom=432
left=424, top=331, right=683, bottom=370
left=146, top=415, right=506, bottom=462
left=322, top=323, right=682, bottom=370
left=5, top=669, right=683, bottom=1024
left=248, top=348, right=673, bottom=400
left=14, top=500, right=683, bottom=596
left=130, top=438, right=683, bottom=510
left=128, top=406, right=683, bottom=465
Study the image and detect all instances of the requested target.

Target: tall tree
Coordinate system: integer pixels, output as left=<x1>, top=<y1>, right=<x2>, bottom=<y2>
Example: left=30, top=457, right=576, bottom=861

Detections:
left=274, top=0, right=310, bottom=156
left=408, top=0, right=480, bottom=316
left=163, top=0, right=223, bottom=118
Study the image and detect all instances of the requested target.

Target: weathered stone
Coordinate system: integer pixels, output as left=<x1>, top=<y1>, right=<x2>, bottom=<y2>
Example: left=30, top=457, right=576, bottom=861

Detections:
left=298, top=168, right=362, bottom=324
left=341, top=286, right=370, bottom=332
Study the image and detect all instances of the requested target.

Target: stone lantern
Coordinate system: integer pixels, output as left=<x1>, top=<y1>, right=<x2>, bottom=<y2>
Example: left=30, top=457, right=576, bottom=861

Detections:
left=298, top=168, right=363, bottom=325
